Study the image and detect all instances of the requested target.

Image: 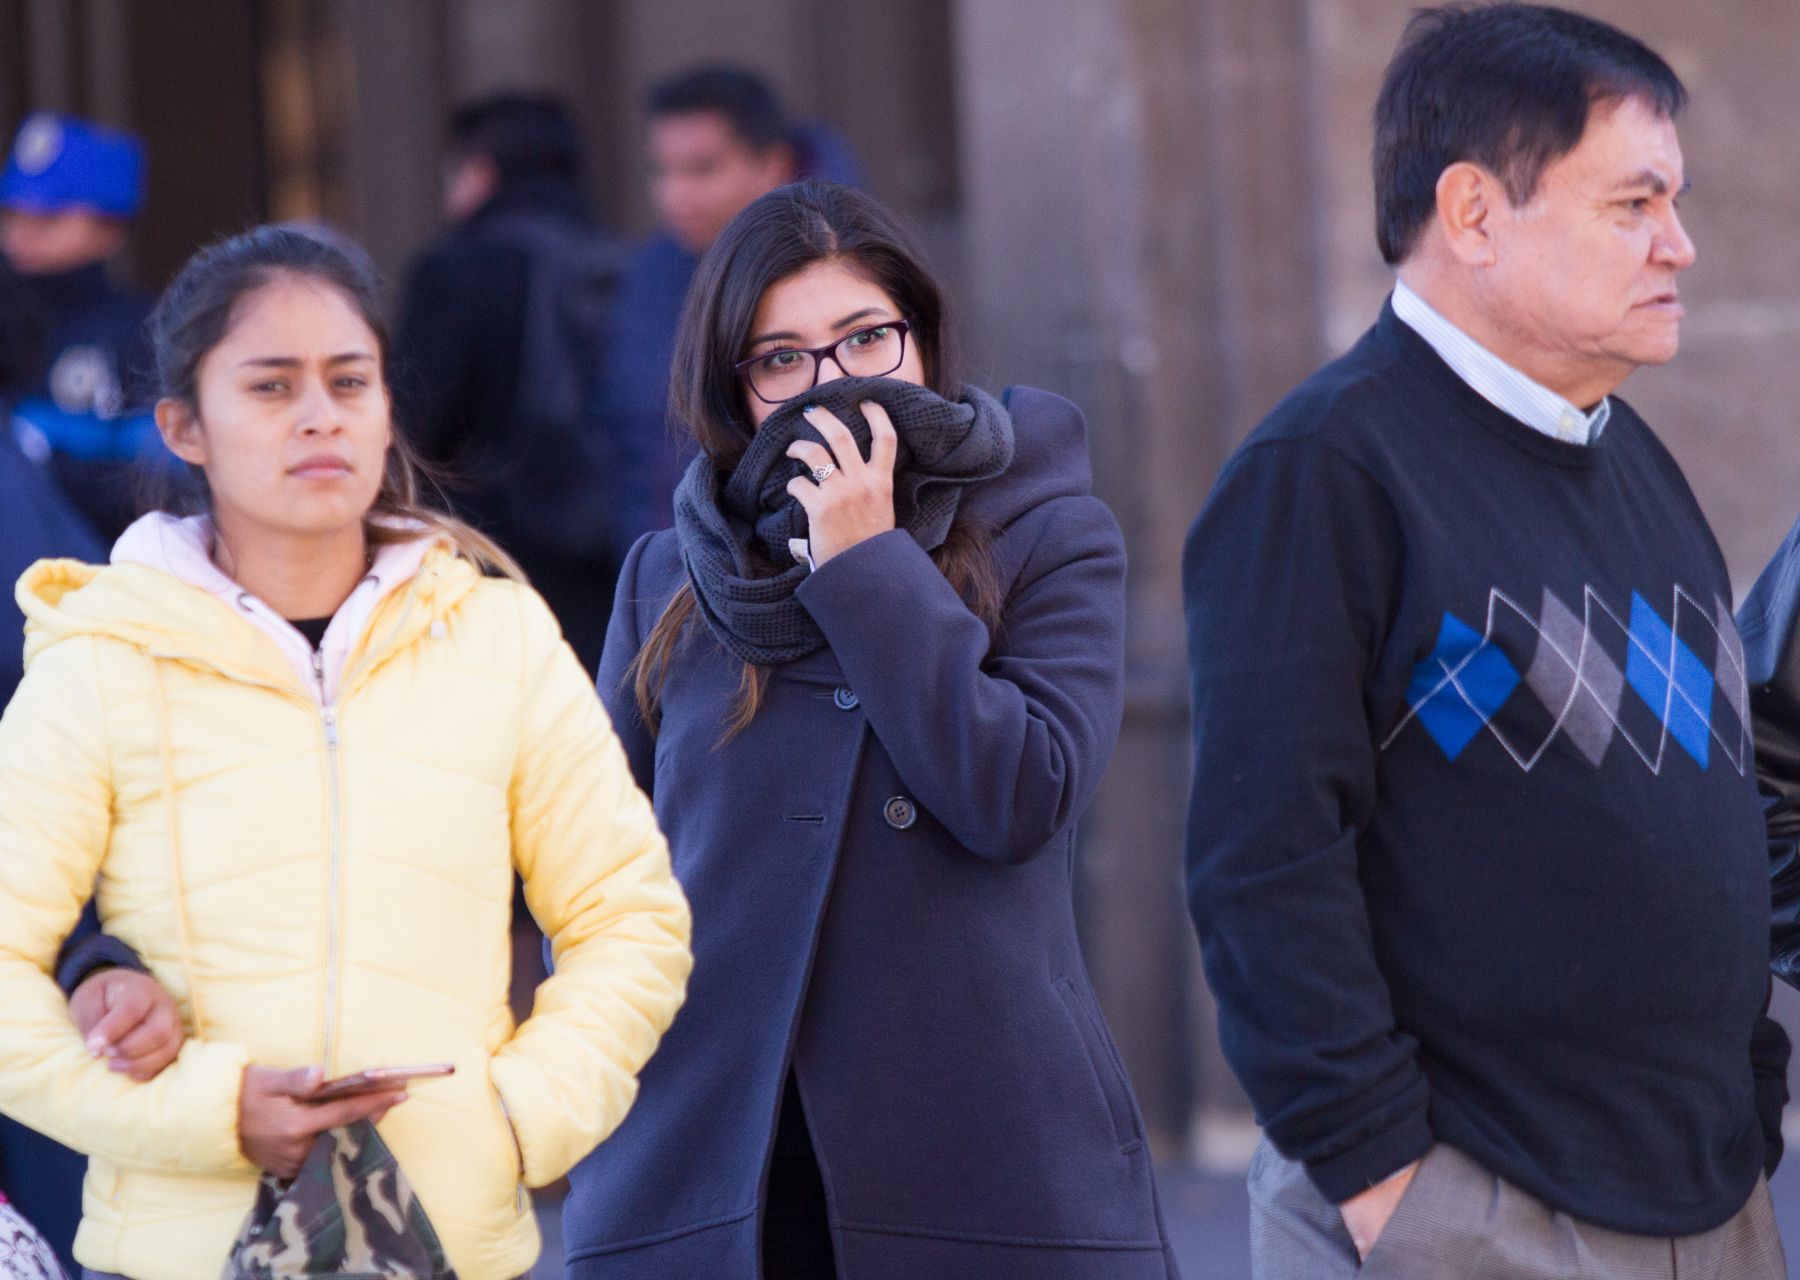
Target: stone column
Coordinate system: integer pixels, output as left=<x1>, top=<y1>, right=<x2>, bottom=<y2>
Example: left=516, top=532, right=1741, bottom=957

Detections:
left=328, top=0, right=449, bottom=296
left=952, top=0, right=1326, bottom=1155
left=22, top=0, right=73, bottom=112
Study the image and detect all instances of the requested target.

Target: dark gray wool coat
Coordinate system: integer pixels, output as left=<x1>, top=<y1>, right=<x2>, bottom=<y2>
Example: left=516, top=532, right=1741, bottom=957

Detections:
left=561, top=386, right=1180, bottom=1279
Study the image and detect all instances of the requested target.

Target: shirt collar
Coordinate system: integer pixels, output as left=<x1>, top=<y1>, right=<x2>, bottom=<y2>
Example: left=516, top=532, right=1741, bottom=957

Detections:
left=1391, top=280, right=1611, bottom=445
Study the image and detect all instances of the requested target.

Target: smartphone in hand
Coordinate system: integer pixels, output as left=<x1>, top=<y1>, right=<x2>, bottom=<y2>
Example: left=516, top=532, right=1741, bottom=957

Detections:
left=307, top=1063, right=455, bottom=1102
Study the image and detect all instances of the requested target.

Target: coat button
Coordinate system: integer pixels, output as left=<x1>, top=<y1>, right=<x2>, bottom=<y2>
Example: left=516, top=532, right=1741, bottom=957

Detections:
left=883, top=796, right=917, bottom=830
left=833, top=686, right=859, bottom=711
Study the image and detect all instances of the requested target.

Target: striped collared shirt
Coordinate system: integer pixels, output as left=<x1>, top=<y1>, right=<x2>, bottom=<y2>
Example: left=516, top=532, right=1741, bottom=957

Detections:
left=1391, top=280, right=1611, bottom=445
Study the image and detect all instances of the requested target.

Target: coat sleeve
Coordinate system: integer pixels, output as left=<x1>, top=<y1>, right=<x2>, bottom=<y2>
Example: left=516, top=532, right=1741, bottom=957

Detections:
left=492, top=587, right=691, bottom=1186
left=795, top=497, right=1126, bottom=864
left=54, top=903, right=149, bottom=995
left=1738, top=512, right=1800, bottom=988
left=1183, top=437, right=1432, bottom=1204
left=594, top=531, right=660, bottom=797
left=0, top=636, right=251, bottom=1175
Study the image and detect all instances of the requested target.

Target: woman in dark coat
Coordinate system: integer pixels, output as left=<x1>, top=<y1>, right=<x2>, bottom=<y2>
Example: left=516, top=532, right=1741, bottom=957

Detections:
left=562, top=180, right=1178, bottom=1279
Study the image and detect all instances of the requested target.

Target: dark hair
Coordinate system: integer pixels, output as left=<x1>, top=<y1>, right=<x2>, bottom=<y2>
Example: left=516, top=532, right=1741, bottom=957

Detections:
left=448, top=92, right=584, bottom=192
left=647, top=65, right=789, bottom=153
left=1373, top=2, right=1687, bottom=265
left=144, top=222, right=519, bottom=574
left=631, top=181, right=996, bottom=734
left=672, top=181, right=958, bottom=466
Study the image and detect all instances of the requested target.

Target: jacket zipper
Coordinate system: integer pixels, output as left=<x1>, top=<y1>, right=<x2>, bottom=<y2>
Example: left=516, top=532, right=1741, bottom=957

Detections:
left=311, top=648, right=347, bottom=1074
left=311, top=587, right=429, bottom=1071
left=150, top=580, right=426, bottom=1078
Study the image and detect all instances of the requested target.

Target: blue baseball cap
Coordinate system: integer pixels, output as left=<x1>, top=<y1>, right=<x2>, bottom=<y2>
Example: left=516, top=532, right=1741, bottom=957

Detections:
left=0, top=113, right=146, bottom=218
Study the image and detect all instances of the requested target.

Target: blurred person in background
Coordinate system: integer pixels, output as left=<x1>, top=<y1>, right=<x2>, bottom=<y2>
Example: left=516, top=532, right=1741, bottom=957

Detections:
left=0, top=258, right=102, bottom=696
left=0, top=223, right=690, bottom=1280
left=1184, top=5, right=1787, bottom=1277
left=565, top=180, right=1177, bottom=1280
left=0, top=250, right=107, bottom=1280
left=0, top=113, right=166, bottom=543
left=594, top=65, right=863, bottom=570
left=393, top=92, right=621, bottom=674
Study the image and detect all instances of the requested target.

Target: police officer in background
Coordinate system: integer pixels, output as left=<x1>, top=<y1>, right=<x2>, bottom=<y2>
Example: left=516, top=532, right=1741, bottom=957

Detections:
left=0, top=112, right=164, bottom=542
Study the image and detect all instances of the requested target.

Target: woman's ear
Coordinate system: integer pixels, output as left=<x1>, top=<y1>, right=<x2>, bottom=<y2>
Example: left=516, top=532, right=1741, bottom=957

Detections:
left=154, top=398, right=207, bottom=467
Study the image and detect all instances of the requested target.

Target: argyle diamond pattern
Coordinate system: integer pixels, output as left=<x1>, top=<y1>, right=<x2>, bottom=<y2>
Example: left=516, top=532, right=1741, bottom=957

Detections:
left=1385, top=586, right=1749, bottom=774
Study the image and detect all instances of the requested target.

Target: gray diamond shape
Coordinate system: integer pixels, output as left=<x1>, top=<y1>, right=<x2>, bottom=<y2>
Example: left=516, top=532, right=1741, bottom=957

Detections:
left=1525, top=589, right=1622, bottom=767
left=1714, top=595, right=1750, bottom=728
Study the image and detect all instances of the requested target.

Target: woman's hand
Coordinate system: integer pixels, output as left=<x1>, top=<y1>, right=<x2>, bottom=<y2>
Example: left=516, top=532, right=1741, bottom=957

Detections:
left=238, top=1065, right=407, bottom=1180
left=784, top=400, right=899, bottom=566
left=69, top=967, right=184, bottom=1083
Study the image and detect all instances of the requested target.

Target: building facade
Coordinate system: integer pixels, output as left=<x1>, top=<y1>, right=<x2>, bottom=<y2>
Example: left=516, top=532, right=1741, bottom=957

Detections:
left=5, top=0, right=1798, bottom=1162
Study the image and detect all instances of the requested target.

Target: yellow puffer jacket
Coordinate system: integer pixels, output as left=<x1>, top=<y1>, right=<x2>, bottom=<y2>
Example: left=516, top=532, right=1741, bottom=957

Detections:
left=0, top=544, right=692, bottom=1280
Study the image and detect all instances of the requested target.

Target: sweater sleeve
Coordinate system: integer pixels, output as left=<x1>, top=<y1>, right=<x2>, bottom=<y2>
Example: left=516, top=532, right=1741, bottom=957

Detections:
left=795, top=497, right=1126, bottom=865
left=54, top=906, right=148, bottom=995
left=492, top=587, right=691, bottom=1186
left=1183, top=437, right=1432, bottom=1203
left=0, top=636, right=251, bottom=1176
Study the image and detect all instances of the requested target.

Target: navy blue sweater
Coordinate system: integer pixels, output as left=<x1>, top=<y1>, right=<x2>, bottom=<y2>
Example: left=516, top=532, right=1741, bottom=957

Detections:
left=1183, top=301, right=1773, bottom=1235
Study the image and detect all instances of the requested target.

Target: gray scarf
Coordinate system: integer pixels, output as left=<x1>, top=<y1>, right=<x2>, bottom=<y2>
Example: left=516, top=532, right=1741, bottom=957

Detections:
left=673, top=375, right=1015, bottom=667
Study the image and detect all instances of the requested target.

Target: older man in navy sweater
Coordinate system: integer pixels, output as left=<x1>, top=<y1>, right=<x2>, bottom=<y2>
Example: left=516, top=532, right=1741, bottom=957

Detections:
left=1184, top=6, right=1788, bottom=1278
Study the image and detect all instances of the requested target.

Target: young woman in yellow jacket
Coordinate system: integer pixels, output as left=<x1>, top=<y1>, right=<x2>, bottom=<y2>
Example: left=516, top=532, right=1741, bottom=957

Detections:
left=0, top=224, right=692, bottom=1280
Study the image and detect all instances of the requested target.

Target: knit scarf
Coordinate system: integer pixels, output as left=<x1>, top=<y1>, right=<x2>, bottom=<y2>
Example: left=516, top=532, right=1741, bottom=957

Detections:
left=673, top=375, right=1015, bottom=667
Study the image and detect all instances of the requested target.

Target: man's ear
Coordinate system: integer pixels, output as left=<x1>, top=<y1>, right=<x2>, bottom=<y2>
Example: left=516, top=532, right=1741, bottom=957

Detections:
left=154, top=398, right=206, bottom=467
left=1434, top=162, right=1502, bottom=268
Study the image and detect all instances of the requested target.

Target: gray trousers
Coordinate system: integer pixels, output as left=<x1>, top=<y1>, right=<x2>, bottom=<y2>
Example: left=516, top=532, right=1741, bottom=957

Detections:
left=1248, top=1138, right=1786, bottom=1280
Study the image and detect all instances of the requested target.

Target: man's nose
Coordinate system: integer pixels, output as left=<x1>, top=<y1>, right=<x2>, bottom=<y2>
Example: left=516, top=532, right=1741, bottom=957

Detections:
left=1656, top=206, right=1697, bottom=270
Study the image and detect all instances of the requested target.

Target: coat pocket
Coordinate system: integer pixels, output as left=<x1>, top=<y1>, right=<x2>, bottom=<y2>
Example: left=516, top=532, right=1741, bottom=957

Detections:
left=1053, top=975, right=1145, bottom=1152
left=493, top=1075, right=530, bottom=1218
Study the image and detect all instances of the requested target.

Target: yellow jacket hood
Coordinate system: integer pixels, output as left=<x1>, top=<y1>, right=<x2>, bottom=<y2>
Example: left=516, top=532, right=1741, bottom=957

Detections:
left=16, top=538, right=481, bottom=693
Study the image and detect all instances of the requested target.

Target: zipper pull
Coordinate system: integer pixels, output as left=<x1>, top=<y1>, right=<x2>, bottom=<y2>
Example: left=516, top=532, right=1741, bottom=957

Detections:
left=321, top=705, right=338, bottom=748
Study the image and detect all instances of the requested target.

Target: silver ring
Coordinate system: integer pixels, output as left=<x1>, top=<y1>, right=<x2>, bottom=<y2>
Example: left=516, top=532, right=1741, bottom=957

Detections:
left=810, top=464, right=837, bottom=484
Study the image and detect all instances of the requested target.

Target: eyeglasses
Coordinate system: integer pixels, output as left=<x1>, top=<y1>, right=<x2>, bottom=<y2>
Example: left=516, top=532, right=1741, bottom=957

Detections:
left=734, top=319, right=913, bottom=406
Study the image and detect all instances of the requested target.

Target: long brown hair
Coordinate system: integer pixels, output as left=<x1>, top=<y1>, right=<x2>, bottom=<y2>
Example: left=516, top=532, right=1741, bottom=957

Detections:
left=630, top=181, right=1001, bottom=735
left=143, top=222, right=523, bottom=579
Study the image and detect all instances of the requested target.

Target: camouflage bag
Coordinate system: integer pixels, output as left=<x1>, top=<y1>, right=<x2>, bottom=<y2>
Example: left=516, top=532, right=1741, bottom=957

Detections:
left=0, top=1193, right=68, bottom=1280
left=221, top=1121, right=457, bottom=1280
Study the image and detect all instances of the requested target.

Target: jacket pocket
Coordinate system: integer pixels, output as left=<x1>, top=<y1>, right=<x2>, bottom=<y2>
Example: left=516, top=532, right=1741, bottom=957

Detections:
left=494, top=1085, right=530, bottom=1217
left=1053, top=975, right=1145, bottom=1152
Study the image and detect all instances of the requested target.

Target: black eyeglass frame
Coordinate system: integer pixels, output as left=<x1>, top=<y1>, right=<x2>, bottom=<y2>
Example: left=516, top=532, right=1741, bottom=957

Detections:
left=733, top=319, right=914, bottom=406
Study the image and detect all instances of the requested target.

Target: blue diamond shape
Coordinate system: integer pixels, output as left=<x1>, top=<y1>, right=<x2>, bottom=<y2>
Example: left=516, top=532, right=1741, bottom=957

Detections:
left=1407, top=613, right=1520, bottom=760
left=1625, top=593, right=1714, bottom=768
